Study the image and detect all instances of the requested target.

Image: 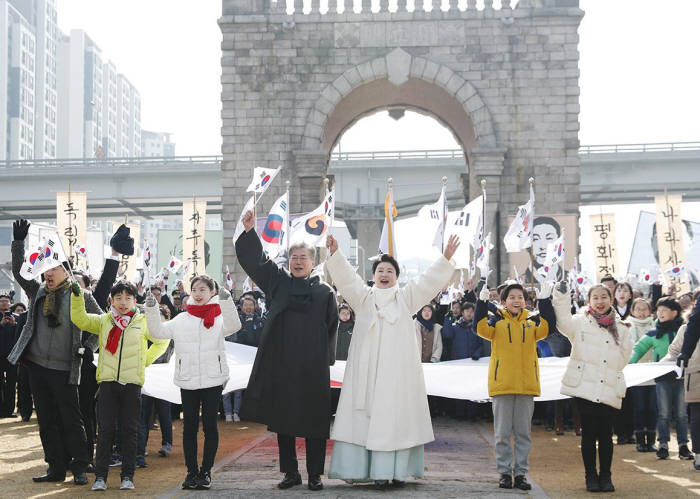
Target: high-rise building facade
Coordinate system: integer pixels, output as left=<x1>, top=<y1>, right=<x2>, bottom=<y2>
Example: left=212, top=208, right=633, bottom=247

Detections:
left=1, top=0, right=57, bottom=161
left=56, top=29, right=104, bottom=158
left=116, top=74, right=140, bottom=157
left=142, top=130, right=175, bottom=157
left=1, top=1, right=141, bottom=160
left=1, top=0, right=36, bottom=160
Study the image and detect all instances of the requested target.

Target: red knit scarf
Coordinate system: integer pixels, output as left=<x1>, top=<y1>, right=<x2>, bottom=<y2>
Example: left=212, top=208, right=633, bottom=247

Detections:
left=186, top=304, right=221, bottom=329
left=106, top=308, right=135, bottom=354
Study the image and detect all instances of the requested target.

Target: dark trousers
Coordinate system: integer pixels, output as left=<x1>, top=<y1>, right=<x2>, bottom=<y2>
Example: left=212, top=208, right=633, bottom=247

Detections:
left=78, top=363, right=98, bottom=464
left=690, top=402, right=700, bottom=454
left=95, top=382, right=141, bottom=479
left=277, top=433, right=326, bottom=476
left=16, top=363, right=33, bottom=419
left=138, top=394, right=173, bottom=456
left=27, top=362, right=89, bottom=475
left=613, top=390, right=633, bottom=440
left=181, top=385, right=222, bottom=474
left=631, top=385, right=657, bottom=431
left=575, top=397, right=616, bottom=475
left=0, top=357, right=17, bottom=416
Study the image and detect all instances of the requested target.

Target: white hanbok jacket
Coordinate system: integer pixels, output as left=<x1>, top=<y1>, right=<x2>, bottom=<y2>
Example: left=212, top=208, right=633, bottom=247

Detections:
left=325, top=249, right=456, bottom=451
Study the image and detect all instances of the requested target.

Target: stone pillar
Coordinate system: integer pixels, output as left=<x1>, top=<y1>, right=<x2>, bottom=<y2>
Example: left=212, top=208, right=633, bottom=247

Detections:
left=293, top=150, right=328, bottom=212
left=345, top=219, right=384, bottom=281
left=470, top=147, right=507, bottom=283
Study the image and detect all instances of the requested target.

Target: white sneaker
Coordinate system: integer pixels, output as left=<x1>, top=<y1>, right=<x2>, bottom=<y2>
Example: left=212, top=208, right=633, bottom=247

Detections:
left=233, top=413, right=241, bottom=422
left=225, top=414, right=233, bottom=423
left=91, top=477, right=107, bottom=491
left=120, top=478, right=135, bottom=490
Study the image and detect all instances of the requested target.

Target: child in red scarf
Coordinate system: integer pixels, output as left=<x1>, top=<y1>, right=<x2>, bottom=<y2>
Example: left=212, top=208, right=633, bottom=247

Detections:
left=144, top=274, right=241, bottom=491
left=70, top=280, right=170, bottom=491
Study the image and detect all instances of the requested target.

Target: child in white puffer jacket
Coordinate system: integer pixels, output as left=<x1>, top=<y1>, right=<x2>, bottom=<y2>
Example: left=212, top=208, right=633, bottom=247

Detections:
left=145, top=275, right=241, bottom=491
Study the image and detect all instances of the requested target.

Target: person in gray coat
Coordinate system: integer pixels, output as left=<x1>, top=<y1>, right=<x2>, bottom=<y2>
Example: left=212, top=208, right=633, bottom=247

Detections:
left=8, top=219, right=101, bottom=486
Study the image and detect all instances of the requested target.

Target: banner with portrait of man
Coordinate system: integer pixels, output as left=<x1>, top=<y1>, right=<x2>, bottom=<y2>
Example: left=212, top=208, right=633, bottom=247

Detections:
left=508, top=214, right=579, bottom=288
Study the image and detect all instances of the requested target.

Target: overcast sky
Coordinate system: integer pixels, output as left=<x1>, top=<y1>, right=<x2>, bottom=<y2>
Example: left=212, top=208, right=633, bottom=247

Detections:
left=55, top=0, right=700, bottom=277
left=56, top=0, right=700, bottom=155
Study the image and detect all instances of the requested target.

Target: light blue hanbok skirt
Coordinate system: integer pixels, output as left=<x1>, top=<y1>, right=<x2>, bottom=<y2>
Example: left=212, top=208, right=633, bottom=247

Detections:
left=328, top=441, right=424, bottom=482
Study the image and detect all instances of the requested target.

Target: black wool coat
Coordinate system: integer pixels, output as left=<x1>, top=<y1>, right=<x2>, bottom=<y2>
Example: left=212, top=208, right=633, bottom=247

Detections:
left=235, top=230, right=338, bottom=439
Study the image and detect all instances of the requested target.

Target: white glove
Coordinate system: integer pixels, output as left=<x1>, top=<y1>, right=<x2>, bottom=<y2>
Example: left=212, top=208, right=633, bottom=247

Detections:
left=145, top=292, right=157, bottom=308
left=218, top=286, right=231, bottom=301
left=536, top=281, right=554, bottom=299
left=479, top=286, right=490, bottom=301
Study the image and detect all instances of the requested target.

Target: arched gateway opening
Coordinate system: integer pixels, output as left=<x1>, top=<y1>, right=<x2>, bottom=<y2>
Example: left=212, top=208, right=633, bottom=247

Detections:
left=220, top=0, right=583, bottom=283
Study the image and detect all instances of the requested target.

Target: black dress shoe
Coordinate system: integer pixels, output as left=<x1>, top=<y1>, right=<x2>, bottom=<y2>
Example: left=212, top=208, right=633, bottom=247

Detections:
left=514, top=475, right=531, bottom=491
left=33, top=472, right=66, bottom=483
left=498, top=474, right=513, bottom=489
left=392, top=479, right=405, bottom=487
left=74, top=472, right=89, bottom=485
left=308, top=475, right=323, bottom=491
left=278, top=471, right=302, bottom=489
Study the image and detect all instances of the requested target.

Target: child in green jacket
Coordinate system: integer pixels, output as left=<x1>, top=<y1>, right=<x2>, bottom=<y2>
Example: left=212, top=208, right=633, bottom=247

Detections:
left=629, top=298, right=692, bottom=460
left=71, top=280, right=170, bottom=491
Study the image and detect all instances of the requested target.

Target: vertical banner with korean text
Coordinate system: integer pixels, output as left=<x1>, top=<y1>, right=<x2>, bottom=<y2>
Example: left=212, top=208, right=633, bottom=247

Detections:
left=590, top=213, right=619, bottom=283
left=654, top=194, right=688, bottom=292
left=182, top=200, right=207, bottom=291
left=56, top=191, right=87, bottom=268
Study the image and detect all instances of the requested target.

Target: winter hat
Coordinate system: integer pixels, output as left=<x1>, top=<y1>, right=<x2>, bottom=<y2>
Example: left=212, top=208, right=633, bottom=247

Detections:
left=655, top=297, right=681, bottom=314
left=110, top=224, right=134, bottom=256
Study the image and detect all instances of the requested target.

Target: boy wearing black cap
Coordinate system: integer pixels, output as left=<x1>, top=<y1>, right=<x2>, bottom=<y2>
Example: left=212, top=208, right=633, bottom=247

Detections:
left=629, top=298, right=692, bottom=460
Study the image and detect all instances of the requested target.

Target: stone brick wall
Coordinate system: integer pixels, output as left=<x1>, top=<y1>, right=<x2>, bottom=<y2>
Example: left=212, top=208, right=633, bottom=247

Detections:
left=221, top=0, right=582, bottom=283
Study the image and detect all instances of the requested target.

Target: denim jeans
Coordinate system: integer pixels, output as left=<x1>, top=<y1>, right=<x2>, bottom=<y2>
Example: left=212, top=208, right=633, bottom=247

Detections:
left=137, top=394, right=173, bottom=457
left=222, top=390, right=243, bottom=415
left=655, top=377, right=688, bottom=445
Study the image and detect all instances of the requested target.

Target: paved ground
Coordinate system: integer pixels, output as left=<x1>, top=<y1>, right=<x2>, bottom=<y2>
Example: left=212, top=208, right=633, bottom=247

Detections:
left=164, top=418, right=546, bottom=499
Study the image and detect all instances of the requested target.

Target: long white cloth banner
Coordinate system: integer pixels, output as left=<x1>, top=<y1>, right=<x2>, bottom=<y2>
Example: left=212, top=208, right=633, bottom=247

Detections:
left=140, top=343, right=680, bottom=404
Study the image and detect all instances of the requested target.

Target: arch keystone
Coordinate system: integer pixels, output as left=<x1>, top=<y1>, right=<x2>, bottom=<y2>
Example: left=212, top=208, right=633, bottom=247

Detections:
left=386, top=48, right=412, bottom=87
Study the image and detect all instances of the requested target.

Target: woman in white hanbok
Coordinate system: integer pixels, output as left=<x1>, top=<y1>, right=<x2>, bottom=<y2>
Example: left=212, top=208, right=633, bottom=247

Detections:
left=324, top=234, right=460, bottom=485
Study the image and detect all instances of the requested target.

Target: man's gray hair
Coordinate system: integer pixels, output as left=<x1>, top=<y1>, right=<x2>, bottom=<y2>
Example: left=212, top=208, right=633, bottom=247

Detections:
left=288, top=241, right=316, bottom=260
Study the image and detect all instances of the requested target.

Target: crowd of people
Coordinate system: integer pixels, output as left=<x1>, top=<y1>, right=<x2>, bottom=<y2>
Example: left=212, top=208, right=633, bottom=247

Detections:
left=0, top=214, right=699, bottom=495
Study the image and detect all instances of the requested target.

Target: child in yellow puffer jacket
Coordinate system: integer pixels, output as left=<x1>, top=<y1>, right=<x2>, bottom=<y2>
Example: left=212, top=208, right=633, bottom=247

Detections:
left=70, top=280, right=170, bottom=492
left=474, top=282, right=550, bottom=491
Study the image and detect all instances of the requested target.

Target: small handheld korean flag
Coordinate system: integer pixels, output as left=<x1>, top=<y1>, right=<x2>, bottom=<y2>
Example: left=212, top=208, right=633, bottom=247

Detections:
left=167, top=254, right=183, bottom=273
left=540, top=229, right=565, bottom=280
left=664, top=265, right=686, bottom=278
left=233, top=196, right=256, bottom=243
left=290, top=190, right=335, bottom=248
left=476, top=232, right=492, bottom=277
left=73, top=242, right=88, bottom=259
left=225, top=266, right=233, bottom=291
left=503, top=183, right=535, bottom=253
left=19, top=233, right=68, bottom=280
left=246, top=166, right=281, bottom=195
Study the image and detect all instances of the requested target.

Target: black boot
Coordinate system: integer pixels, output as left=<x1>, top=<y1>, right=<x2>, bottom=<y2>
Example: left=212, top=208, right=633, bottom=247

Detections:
left=585, top=471, right=601, bottom=492
left=645, top=431, right=657, bottom=452
left=599, top=472, right=615, bottom=492
left=635, top=431, right=646, bottom=452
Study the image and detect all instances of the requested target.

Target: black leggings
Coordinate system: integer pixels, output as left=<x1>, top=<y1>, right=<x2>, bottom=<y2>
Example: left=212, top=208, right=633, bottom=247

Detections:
left=575, top=397, right=616, bottom=475
left=181, top=385, right=223, bottom=474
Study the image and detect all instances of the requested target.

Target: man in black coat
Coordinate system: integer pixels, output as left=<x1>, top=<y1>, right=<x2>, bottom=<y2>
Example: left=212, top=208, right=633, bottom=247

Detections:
left=235, top=210, right=338, bottom=492
left=0, top=293, right=18, bottom=417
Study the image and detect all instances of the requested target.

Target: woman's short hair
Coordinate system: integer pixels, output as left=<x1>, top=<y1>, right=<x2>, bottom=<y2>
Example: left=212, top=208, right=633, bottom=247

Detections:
left=371, top=254, right=400, bottom=277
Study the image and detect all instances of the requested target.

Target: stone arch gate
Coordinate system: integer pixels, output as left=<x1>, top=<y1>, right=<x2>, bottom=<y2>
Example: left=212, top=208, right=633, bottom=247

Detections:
left=220, top=0, right=583, bottom=283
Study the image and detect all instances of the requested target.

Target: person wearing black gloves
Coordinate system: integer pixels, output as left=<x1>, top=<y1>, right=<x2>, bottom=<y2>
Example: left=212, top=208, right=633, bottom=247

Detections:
left=74, top=224, right=130, bottom=472
left=7, top=219, right=101, bottom=486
